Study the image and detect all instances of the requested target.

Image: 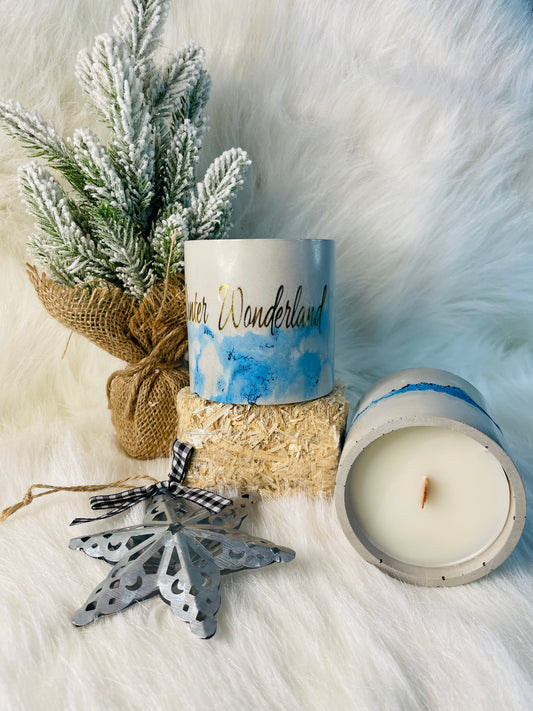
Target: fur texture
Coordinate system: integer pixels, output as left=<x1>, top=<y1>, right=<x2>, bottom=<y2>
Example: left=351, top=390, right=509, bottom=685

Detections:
left=1, top=1, right=533, bottom=709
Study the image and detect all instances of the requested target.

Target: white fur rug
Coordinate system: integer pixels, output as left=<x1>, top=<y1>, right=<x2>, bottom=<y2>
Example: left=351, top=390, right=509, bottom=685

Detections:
left=1, top=1, right=533, bottom=709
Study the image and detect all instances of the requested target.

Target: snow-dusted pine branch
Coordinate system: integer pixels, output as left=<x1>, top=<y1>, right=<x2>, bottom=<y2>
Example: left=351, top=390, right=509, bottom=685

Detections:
left=76, top=34, right=156, bottom=225
left=173, top=68, right=211, bottom=137
left=151, top=210, right=189, bottom=279
left=0, top=100, right=65, bottom=160
left=113, top=0, right=170, bottom=89
left=151, top=43, right=205, bottom=123
left=0, top=101, right=87, bottom=193
left=189, top=148, right=251, bottom=241
left=19, top=162, right=111, bottom=286
left=91, top=209, right=154, bottom=299
left=69, top=129, right=131, bottom=214
left=157, top=119, right=200, bottom=215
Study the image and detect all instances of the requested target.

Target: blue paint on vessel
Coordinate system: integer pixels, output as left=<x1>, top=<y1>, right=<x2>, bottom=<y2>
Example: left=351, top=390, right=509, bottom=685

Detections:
left=187, top=312, right=333, bottom=404
left=351, top=382, right=501, bottom=432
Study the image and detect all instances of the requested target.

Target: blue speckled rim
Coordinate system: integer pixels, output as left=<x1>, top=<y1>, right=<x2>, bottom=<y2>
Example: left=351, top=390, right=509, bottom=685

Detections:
left=351, top=382, right=502, bottom=432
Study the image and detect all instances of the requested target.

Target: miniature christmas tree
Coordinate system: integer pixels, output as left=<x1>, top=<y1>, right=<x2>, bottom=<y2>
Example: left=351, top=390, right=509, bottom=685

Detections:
left=0, top=0, right=250, bottom=299
left=0, top=0, right=251, bottom=459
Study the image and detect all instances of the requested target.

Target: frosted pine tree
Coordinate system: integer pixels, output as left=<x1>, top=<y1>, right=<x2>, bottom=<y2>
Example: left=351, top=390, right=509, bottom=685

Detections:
left=0, top=0, right=250, bottom=300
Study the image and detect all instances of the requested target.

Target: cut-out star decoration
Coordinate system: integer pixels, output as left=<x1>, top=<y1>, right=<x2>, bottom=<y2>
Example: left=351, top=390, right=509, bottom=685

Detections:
left=70, top=489, right=295, bottom=638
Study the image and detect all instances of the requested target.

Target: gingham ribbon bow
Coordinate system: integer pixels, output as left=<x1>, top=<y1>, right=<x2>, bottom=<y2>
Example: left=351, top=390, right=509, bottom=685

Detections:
left=70, top=440, right=232, bottom=525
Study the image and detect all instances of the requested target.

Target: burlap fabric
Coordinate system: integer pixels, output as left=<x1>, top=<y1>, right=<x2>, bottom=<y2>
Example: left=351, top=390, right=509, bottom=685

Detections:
left=27, top=265, right=189, bottom=459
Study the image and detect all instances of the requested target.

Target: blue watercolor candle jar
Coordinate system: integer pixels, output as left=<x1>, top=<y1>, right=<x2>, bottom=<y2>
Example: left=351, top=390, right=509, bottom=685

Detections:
left=184, top=238, right=335, bottom=404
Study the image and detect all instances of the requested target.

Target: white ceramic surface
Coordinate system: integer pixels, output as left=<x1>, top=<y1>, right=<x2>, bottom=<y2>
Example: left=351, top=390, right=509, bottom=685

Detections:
left=184, top=238, right=335, bottom=404
left=335, top=368, right=527, bottom=586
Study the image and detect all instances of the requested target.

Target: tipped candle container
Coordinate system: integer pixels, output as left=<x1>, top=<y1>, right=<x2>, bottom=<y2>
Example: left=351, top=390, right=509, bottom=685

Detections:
left=184, top=239, right=335, bottom=405
left=335, top=369, right=526, bottom=586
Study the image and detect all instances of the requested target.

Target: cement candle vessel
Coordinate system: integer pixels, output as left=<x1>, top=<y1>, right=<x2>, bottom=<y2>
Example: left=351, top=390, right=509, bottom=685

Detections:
left=335, top=369, right=526, bottom=586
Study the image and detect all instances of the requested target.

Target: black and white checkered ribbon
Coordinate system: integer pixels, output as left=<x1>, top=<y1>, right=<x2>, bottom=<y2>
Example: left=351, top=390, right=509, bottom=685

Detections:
left=70, top=440, right=232, bottom=525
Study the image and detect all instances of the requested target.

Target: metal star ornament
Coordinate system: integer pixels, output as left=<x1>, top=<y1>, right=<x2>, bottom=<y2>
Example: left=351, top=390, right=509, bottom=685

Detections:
left=69, top=442, right=295, bottom=638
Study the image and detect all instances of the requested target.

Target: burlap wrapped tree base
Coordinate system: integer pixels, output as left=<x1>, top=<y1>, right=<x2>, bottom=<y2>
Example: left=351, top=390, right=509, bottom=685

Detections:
left=176, top=386, right=349, bottom=496
left=28, top=266, right=188, bottom=459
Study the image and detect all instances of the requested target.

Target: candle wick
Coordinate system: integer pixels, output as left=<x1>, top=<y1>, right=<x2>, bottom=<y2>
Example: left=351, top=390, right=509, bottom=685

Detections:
left=421, top=477, right=429, bottom=509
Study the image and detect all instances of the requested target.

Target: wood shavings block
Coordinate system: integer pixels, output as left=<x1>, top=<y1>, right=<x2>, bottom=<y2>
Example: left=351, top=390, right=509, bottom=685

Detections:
left=176, top=386, right=349, bottom=497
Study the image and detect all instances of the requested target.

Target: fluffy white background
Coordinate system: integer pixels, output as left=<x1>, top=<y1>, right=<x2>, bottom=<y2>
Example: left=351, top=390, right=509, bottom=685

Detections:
left=1, top=0, right=533, bottom=709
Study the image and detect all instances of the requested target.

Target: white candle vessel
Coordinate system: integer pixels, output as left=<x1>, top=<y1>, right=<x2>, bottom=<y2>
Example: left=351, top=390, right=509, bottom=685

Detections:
left=185, top=238, right=334, bottom=405
left=335, top=369, right=526, bottom=586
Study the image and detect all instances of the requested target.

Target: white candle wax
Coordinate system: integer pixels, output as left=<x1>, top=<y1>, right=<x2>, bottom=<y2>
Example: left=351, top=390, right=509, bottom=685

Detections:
left=349, top=426, right=511, bottom=567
